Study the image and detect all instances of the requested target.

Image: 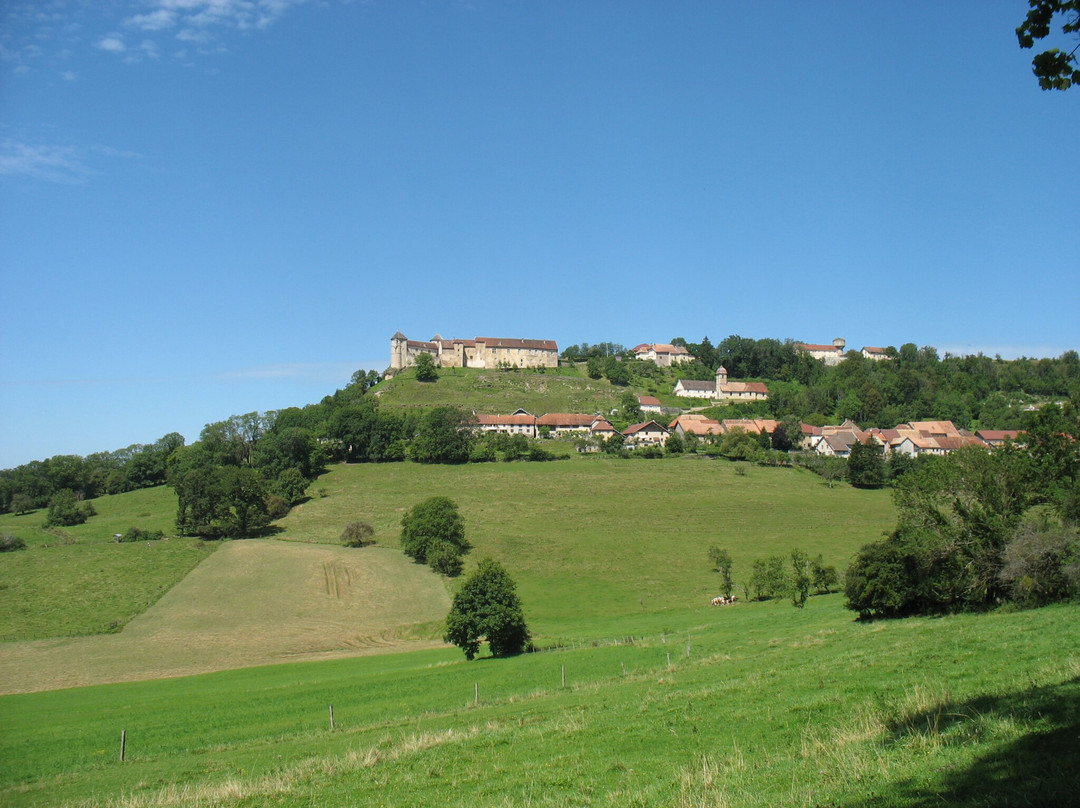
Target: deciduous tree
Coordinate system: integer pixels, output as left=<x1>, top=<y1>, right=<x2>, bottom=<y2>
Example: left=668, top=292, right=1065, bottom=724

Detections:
left=444, top=558, right=530, bottom=660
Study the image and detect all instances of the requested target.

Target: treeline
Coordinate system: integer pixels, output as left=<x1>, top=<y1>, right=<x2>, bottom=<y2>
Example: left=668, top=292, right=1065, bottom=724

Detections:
left=844, top=397, right=1080, bottom=617
left=651, top=336, right=1079, bottom=430
left=0, top=433, right=185, bottom=515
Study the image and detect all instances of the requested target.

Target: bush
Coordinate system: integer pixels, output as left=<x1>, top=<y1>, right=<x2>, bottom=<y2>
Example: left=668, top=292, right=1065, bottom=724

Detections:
left=265, top=495, right=290, bottom=520
left=427, top=540, right=464, bottom=576
left=117, top=527, right=165, bottom=543
left=0, top=532, right=27, bottom=552
left=400, top=496, right=468, bottom=567
left=1000, top=523, right=1080, bottom=607
left=44, top=489, right=94, bottom=527
left=341, top=521, right=375, bottom=547
left=749, top=554, right=789, bottom=600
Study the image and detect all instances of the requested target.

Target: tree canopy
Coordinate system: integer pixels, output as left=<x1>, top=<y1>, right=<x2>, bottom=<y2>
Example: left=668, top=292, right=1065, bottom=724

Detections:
left=444, top=558, right=530, bottom=660
left=1017, top=0, right=1080, bottom=90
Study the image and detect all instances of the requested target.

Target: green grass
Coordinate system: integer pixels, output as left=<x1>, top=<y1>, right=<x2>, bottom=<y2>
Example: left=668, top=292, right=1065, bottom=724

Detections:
left=375, top=365, right=634, bottom=414
left=1, top=598, right=1077, bottom=807
left=280, top=457, right=895, bottom=633
left=0, top=487, right=213, bottom=641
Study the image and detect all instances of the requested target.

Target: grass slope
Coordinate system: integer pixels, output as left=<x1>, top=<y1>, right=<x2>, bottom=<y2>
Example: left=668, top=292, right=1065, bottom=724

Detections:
left=0, top=486, right=211, bottom=641
left=1, top=598, right=1077, bottom=807
left=279, top=458, right=895, bottom=633
left=374, top=365, right=681, bottom=413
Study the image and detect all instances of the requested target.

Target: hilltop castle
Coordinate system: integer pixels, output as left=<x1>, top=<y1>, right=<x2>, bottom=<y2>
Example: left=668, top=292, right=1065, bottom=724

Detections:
left=390, top=333, right=559, bottom=371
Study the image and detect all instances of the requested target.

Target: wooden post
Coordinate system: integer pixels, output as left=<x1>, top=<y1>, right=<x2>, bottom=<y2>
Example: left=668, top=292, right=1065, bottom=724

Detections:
left=621, top=661, right=626, bottom=675
left=667, top=652, right=671, bottom=668
left=561, top=665, right=566, bottom=688
left=474, top=682, right=478, bottom=705
left=119, top=730, right=126, bottom=763
left=329, top=705, right=335, bottom=731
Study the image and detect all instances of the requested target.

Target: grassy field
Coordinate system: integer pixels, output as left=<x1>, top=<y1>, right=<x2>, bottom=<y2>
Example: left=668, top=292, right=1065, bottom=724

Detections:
left=1, top=597, right=1076, bottom=807
left=373, top=364, right=689, bottom=413
left=0, top=486, right=212, bottom=641
left=279, top=458, right=895, bottom=633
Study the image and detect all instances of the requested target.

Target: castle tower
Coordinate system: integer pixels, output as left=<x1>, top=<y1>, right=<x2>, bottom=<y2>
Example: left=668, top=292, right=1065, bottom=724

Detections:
left=390, top=331, right=408, bottom=370
left=715, top=365, right=728, bottom=388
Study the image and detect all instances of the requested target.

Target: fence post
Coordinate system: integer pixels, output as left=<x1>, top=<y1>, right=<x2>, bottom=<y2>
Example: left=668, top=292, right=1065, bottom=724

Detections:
left=561, top=665, right=566, bottom=688
left=329, top=705, right=335, bottom=731
left=120, top=730, right=126, bottom=763
left=474, top=682, right=479, bottom=705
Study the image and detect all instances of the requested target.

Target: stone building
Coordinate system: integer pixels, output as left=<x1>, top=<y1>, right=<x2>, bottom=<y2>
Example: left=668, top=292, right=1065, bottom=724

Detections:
left=390, top=333, right=559, bottom=371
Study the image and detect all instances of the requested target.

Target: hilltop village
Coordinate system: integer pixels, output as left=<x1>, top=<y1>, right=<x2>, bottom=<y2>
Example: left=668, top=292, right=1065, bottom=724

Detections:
left=387, top=332, right=1019, bottom=458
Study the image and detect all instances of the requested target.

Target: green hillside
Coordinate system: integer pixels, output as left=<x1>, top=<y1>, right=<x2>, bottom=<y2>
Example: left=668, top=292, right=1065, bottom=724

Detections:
left=373, top=364, right=687, bottom=414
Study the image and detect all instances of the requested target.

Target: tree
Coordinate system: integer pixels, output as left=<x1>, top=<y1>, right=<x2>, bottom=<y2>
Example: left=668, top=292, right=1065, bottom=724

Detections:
left=749, top=554, right=789, bottom=600
left=400, top=496, right=467, bottom=566
left=276, top=467, right=308, bottom=504
left=847, top=437, right=886, bottom=488
left=810, top=554, right=840, bottom=594
left=341, top=521, right=375, bottom=547
left=708, top=546, right=734, bottom=597
left=411, top=407, right=474, bottom=464
left=414, top=352, right=438, bottom=382
left=444, top=558, right=530, bottom=660
left=790, top=548, right=811, bottom=608
left=44, top=489, right=94, bottom=527
left=9, top=493, right=34, bottom=515
left=1017, top=0, right=1080, bottom=90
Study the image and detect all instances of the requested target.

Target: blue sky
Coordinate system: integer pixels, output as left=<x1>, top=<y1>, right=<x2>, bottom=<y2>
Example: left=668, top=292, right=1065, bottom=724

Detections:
left=1, top=0, right=1077, bottom=468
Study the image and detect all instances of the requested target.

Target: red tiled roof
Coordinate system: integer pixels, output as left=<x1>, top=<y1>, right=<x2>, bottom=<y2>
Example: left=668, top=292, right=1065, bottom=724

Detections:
left=537, top=413, right=595, bottom=427
left=796, top=343, right=842, bottom=353
left=623, top=421, right=669, bottom=436
left=638, top=396, right=662, bottom=406
left=475, top=414, right=536, bottom=426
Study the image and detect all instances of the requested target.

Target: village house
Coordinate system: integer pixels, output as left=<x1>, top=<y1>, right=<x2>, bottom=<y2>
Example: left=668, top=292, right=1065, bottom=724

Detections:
left=632, top=343, right=693, bottom=366
left=795, top=338, right=847, bottom=366
left=390, top=332, right=559, bottom=370
left=673, top=366, right=769, bottom=403
left=668, top=414, right=722, bottom=437
left=637, top=395, right=663, bottom=414
left=623, top=421, right=670, bottom=448
left=975, top=429, right=1022, bottom=447
left=537, top=413, right=599, bottom=436
left=474, top=412, right=538, bottom=438
left=861, top=346, right=891, bottom=361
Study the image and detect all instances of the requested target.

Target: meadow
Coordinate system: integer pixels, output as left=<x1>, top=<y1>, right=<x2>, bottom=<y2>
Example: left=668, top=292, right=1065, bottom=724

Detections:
left=2, top=456, right=1077, bottom=806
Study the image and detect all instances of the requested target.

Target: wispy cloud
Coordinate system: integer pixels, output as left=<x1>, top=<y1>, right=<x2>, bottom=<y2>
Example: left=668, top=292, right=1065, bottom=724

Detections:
left=126, top=9, right=178, bottom=32
left=0, top=138, right=144, bottom=183
left=0, top=138, right=95, bottom=183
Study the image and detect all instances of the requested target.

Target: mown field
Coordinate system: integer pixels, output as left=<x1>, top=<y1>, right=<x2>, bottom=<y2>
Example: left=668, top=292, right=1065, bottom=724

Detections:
left=2, top=597, right=1077, bottom=807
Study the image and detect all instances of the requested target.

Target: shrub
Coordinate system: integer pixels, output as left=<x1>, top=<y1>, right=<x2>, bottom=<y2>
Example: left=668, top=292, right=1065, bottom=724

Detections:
left=427, top=540, right=464, bottom=576
left=44, top=489, right=94, bottom=527
left=400, top=496, right=467, bottom=564
left=1000, top=523, right=1080, bottom=607
left=0, top=532, right=27, bottom=552
left=341, top=521, right=375, bottom=548
left=265, top=495, right=290, bottom=520
left=117, top=527, right=165, bottom=543
left=749, top=554, right=789, bottom=600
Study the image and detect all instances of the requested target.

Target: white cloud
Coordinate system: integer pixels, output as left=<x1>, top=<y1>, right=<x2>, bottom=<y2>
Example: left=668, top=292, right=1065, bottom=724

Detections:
left=96, top=34, right=126, bottom=53
left=126, top=9, right=178, bottom=31
left=61, top=70, right=77, bottom=80
left=0, top=138, right=94, bottom=183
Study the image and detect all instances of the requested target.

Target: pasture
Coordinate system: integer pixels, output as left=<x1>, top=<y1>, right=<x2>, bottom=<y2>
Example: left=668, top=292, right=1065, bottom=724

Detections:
left=1, top=597, right=1077, bottom=807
